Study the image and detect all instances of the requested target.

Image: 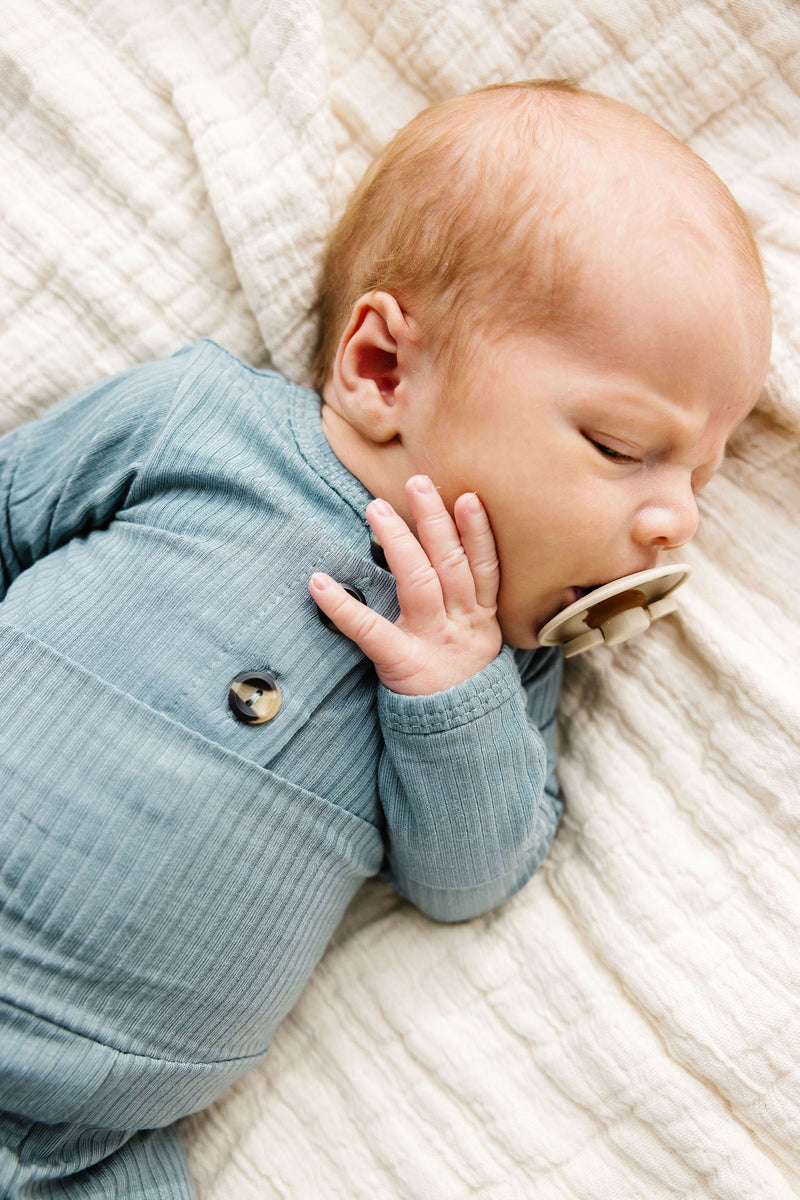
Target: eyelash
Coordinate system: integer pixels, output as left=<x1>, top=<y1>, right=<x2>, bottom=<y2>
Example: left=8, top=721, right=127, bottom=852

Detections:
left=586, top=437, right=641, bottom=465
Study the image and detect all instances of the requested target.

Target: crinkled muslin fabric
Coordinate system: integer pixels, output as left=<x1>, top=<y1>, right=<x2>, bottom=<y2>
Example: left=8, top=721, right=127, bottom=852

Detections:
left=1, top=1, right=799, bottom=1198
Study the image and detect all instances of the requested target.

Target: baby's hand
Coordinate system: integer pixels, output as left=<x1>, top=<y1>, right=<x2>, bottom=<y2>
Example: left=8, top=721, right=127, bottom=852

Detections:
left=309, top=475, right=502, bottom=696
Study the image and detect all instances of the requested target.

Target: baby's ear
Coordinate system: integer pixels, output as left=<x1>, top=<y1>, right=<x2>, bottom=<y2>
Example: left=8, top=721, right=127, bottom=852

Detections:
left=328, top=292, right=413, bottom=442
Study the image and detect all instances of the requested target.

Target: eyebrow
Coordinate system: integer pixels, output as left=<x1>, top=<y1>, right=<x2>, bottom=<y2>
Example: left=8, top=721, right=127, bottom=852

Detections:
left=589, top=383, right=707, bottom=428
left=581, top=391, right=730, bottom=469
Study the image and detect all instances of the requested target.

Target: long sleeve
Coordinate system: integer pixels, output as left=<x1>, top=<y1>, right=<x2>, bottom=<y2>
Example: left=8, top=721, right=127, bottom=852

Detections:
left=377, top=643, right=563, bottom=922
left=0, top=352, right=189, bottom=599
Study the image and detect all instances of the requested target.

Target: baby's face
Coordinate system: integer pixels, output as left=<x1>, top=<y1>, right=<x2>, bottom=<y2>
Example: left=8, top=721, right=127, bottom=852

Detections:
left=400, top=240, right=770, bottom=649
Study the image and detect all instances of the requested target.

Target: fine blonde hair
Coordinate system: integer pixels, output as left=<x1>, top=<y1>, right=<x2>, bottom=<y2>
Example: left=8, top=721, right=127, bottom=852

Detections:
left=312, top=80, right=766, bottom=390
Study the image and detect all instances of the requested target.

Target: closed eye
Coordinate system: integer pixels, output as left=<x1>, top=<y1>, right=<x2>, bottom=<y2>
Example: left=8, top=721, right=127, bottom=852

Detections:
left=585, top=436, right=641, bottom=465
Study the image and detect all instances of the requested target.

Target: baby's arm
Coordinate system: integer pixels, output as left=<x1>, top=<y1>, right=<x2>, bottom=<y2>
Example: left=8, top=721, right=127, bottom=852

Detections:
left=310, top=479, right=562, bottom=922
left=0, top=352, right=189, bottom=598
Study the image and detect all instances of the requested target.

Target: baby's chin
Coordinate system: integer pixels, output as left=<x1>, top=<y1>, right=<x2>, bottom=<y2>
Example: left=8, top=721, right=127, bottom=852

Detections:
left=496, top=614, right=543, bottom=652
left=498, top=594, right=570, bottom=651
left=506, top=636, right=542, bottom=652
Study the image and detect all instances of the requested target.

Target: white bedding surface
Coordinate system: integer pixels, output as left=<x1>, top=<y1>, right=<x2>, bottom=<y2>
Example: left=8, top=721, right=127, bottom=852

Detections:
left=1, top=2, right=799, bottom=1197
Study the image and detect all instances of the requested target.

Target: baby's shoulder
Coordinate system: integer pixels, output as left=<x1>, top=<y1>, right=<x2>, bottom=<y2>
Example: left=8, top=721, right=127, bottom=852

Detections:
left=171, top=338, right=308, bottom=417
left=185, top=338, right=288, bottom=387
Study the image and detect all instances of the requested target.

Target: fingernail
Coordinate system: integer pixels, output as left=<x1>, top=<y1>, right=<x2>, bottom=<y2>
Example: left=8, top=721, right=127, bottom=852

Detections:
left=410, top=475, right=435, bottom=493
left=310, top=573, right=330, bottom=590
left=368, top=498, right=393, bottom=517
left=466, top=493, right=482, bottom=513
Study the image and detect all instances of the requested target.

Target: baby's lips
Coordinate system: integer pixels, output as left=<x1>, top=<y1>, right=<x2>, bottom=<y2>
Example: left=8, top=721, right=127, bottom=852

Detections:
left=563, top=583, right=599, bottom=609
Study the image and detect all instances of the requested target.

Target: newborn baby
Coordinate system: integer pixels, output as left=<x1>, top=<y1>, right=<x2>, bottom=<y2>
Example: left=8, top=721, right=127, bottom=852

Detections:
left=0, top=80, right=770, bottom=1198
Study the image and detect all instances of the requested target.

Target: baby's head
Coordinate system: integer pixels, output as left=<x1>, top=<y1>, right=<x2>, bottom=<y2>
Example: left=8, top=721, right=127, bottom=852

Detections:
left=317, top=81, right=772, bottom=649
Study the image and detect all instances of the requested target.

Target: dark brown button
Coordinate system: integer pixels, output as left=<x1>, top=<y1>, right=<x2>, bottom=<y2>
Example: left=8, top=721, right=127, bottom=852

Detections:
left=370, top=537, right=389, bottom=571
left=316, top=584, right=366, bottom=632
left=228, top=671, right=282, bottom=724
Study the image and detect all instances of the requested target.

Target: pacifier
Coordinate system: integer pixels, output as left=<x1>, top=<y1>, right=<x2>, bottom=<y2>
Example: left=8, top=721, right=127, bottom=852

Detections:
left=537, top=563, right=691, bottom=658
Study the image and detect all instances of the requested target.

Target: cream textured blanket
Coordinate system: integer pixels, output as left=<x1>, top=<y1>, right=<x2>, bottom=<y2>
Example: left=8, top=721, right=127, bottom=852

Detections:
left=2, top=2, right=799, bottom=1197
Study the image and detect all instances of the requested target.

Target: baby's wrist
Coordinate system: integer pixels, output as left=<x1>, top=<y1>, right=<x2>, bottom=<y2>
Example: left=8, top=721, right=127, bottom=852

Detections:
left=378, top=647, right=518, bottom=731
left=376, top=639, right=502, bottom=697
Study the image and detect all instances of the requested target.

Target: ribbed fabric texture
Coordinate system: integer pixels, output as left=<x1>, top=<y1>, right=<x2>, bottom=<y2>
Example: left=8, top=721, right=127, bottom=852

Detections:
left=379, top=647, right=560, bottom=917
left=0, top=1116, right=194, bottom=1198
left=0, top=341, right=563, bottom=1196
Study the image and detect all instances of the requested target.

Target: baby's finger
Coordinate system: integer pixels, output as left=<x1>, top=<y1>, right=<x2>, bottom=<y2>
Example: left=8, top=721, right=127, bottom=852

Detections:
left=308, top=573, right=406, bottom=666
left=453, top=492, right=500, bottom=611
left=364, top=497, right=445, bottom=626
left=406, top=476, right=479, bottom=614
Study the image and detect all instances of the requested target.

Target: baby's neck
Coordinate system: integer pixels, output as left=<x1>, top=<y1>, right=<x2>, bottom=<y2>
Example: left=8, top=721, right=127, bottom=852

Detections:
left=320, top=400, right=415, bottom=527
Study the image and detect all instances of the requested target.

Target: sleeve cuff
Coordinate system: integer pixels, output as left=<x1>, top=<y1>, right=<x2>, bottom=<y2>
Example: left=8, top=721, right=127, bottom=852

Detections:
left=378, top=645, right=525, bottom=736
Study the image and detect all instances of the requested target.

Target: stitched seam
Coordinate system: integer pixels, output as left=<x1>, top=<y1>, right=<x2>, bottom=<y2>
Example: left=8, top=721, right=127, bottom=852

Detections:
left=0, top=995, right=268, bottom=1068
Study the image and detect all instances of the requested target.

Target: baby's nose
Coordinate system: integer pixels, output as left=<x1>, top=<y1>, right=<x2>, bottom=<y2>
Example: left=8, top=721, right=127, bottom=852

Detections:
left=633, top=488, right=699, bottom=550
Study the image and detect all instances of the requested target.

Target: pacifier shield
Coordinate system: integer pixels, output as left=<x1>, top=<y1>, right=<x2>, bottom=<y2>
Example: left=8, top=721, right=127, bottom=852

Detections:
left=537, top=564, right=691, bottom=657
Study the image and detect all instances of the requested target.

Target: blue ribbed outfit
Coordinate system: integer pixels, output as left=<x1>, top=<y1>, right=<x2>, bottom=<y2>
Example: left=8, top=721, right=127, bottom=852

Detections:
left=0, top=340, right=563, bottom=1197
